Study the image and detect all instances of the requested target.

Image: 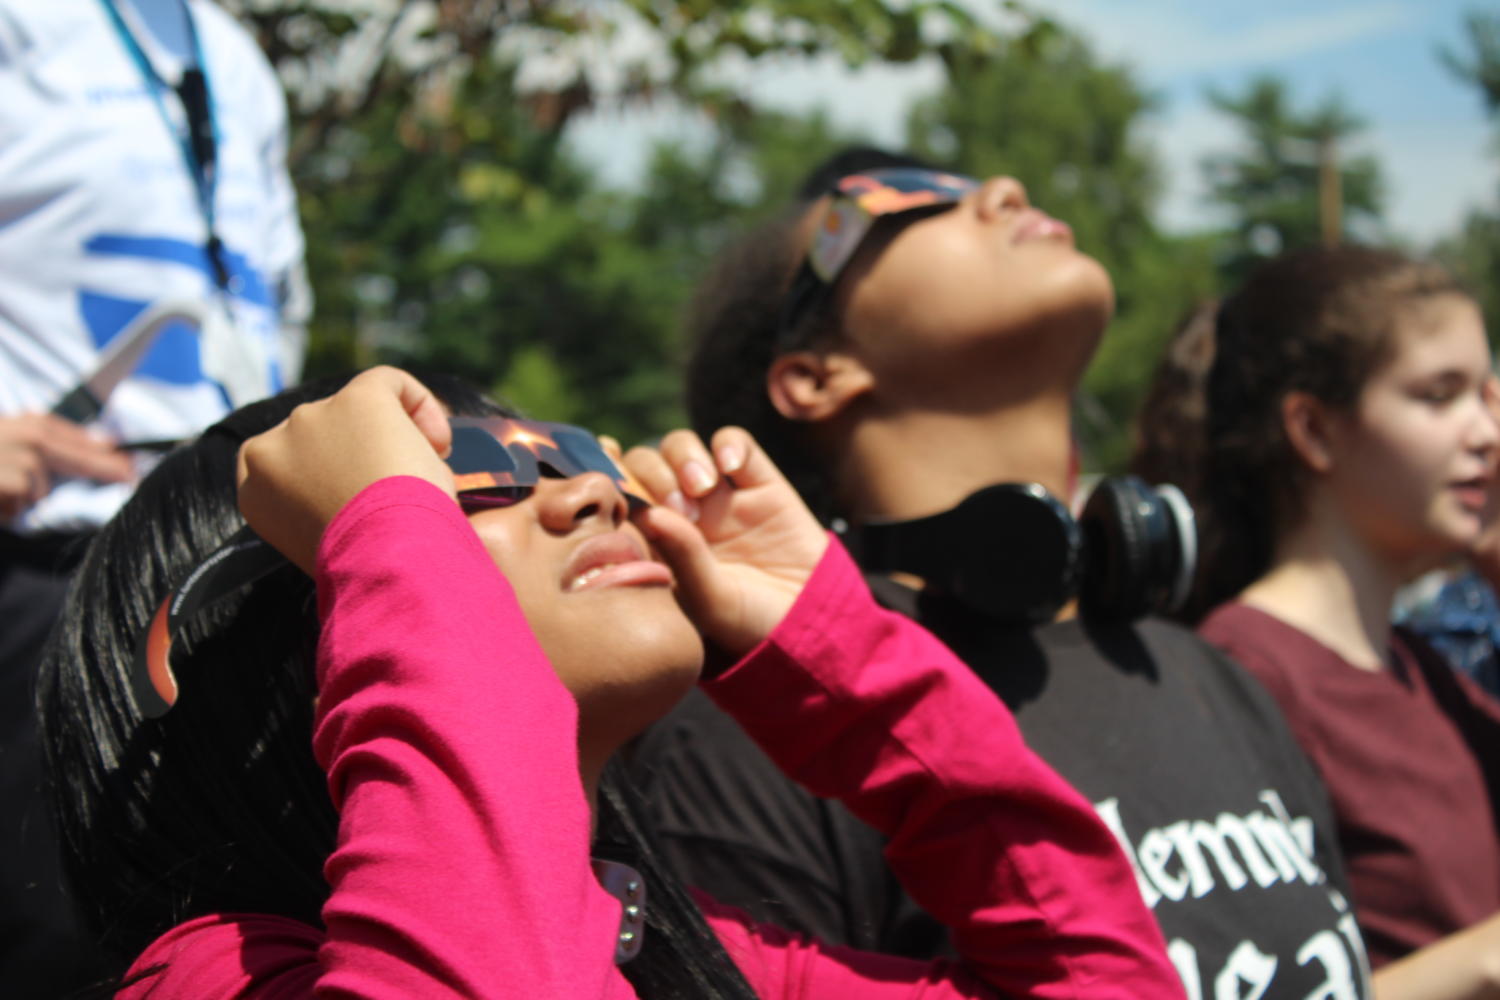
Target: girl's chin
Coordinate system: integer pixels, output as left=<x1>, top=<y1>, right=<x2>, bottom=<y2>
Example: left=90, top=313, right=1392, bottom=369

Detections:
left=1425, top=513, right=1484, bottom=554
left=1447, top=498, right=1488, bottom=532
left=576, top=655, right=704, bottom=754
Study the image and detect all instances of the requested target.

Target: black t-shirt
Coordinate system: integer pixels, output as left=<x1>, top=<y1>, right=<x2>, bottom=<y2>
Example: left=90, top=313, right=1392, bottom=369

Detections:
left=629, top=578, right=1374, bottom=998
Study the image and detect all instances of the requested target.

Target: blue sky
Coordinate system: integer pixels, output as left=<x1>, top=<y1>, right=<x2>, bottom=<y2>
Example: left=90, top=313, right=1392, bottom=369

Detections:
left=1045, top=0, right=1495, bottom=241
left=566, top=0, right=1497, bottom=246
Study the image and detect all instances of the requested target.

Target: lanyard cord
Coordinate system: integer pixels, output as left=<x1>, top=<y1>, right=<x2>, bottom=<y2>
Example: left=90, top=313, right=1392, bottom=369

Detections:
left=98, top=0, right=232, bottom=292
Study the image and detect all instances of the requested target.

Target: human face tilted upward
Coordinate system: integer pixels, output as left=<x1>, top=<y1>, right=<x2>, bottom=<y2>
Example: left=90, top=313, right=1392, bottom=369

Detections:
left=833, top=175, right=1115, bottom=403
left=462, top=471, right=704, bottom=758
left=1324, top=295, right=1500, bottom=567
left=146, top=410, right=705, bottom=745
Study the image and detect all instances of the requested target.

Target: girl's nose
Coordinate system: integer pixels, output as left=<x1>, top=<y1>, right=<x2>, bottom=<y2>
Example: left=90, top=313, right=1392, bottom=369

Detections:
left=537, top=472, right=628, bottom=533
left=973, top=176, right=1029, bottom=222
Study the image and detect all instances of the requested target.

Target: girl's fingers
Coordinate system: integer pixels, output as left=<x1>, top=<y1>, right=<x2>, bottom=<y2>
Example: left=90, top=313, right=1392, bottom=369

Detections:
left=709, top=426, right=783, bottom=490
left=356, top=366, right=452, bottom=459
left=658, top=430, right=720, bottom=499
left=622, top=445, right=676, bottom=502
left=624, top=443, right=699, bottom=521
left=236, top=367, right=462, bottom=575
left=634, top=505, right=719, bottom=610
left=626, top=428, right=802, bottom=543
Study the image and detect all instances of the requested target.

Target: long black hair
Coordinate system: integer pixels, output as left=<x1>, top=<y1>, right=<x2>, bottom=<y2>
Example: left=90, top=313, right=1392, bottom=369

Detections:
left=37, top=373, right=757, bottom=998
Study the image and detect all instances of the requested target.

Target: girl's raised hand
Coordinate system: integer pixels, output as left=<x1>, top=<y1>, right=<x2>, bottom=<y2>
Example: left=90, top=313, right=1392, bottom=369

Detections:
left=236, top=367, right=455, bottom=575
left=622, top=427, right=829, bottom=657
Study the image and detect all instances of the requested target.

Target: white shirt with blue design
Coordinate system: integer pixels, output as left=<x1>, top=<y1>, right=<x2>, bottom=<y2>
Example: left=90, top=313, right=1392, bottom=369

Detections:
left=0, top=0, right=308, bottom=532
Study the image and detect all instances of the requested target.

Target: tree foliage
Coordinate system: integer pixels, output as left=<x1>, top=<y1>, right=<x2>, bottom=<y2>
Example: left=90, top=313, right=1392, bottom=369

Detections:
left=1442, top=8, right=1500, bottom=115
left=221, top=0, right=1014, bottom=441
left=219, top=3, right=1452, bottom=472
left=1438, top=211, right=1500, bottom=342
left=1200, top=75, right=1384, bottom=281
left=1437, top=8, right=1500, bottom=340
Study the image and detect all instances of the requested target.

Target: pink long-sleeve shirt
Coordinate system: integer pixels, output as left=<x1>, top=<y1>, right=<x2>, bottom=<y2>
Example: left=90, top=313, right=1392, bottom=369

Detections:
left=120, top=476, right=1180, bottom=998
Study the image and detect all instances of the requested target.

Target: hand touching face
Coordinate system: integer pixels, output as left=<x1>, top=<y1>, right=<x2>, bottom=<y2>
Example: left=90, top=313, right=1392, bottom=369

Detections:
left=458, top=422, right=831, bottom=759
left=236, top=370, right=830, bottom=761
left=620, top=426, right=830, bottom=659
left=237, top=366, right=456, bottom=575
left=462, top=470, right=704, bottom=760
left=236, top=367, right=703, bottom=756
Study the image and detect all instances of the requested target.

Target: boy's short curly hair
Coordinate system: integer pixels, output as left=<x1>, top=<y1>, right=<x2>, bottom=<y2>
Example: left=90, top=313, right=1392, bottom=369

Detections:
left=684, top=208, right=838, bottom=519
left=683, top=147, right=937, bottom=522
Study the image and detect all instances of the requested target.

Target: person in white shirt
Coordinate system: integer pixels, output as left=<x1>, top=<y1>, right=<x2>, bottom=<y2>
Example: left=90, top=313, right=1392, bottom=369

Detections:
left=0, top=2, right=308, bottom=994
left=0, top=0, right=308, bottom=532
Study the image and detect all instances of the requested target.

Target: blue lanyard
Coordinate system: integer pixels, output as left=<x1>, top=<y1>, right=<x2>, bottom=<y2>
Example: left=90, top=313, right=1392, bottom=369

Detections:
left=98, top=0, right=231, bottom=291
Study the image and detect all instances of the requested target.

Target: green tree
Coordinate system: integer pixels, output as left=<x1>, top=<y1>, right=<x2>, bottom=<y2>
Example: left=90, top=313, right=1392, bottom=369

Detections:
left=621, top=107, right=865, bottom=302
left=1436, top=9, right=1500, bottom=339
left=1437, top=212, right=1500, bottom=343
left=1201, top=76, right=1384, bottom=280
left=221, top=0, right=1020, bottom=443
left=905, top=27, right=1218, bottom=469
left=1441, top=8, right=1500, bottom=112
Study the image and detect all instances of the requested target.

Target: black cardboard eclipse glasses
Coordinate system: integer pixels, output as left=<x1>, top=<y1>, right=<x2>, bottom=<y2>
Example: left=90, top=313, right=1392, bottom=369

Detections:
left=130, top=417, right=647, bottom=718
left=778, top=167, right=979, bottom=345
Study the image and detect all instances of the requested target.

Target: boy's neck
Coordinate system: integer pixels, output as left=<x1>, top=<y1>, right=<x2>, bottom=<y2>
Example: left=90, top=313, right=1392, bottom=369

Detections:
left=835, top=393, right=1076, bottom=523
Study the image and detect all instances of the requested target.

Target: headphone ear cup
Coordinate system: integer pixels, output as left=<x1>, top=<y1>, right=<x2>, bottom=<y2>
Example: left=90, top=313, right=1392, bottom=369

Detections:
left=1079, top=476, right=1154, bottom=620
left=1155, top=483, right=1199, bottom=615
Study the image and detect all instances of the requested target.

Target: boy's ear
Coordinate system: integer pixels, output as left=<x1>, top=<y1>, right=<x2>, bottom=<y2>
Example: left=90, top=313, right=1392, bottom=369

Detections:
left=1281, top=391, right=1337, bottom=474
left=766, top=350, right=874, bottom=423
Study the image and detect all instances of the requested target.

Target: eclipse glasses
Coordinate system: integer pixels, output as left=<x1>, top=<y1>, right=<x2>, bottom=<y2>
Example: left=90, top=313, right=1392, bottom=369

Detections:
left=779, top=167, right=979, bottom=343
left=131, top=417, right=644, bottom=718
left=446, top=417, right=649, bottom=511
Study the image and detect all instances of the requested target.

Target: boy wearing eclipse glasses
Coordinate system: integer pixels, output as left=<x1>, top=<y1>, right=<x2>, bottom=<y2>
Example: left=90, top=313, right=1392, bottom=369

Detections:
left=631, top=149, right=1376, bottom=999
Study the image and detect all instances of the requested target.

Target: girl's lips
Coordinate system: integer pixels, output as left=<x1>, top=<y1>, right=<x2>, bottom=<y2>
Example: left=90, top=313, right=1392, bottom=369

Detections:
left=563, top=533, right=674, bottom=593
left=1012, top=210, right=1073, bottom=245
left=568, top=561, right=674, bottom=593
left=1449, top=480, right=1492, bottom=513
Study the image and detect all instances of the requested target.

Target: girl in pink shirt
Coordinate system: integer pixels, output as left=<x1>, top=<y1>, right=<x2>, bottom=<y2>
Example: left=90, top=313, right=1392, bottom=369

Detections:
left=38, top=368, right=1179, bottom=998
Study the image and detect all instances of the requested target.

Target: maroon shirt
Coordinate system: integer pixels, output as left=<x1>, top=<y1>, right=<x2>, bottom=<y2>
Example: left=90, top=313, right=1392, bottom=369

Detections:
left=1200, top=602, right=1500, bottom=966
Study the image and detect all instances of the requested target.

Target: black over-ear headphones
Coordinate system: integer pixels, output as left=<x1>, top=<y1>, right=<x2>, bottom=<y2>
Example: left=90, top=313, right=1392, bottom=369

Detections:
left=839, top=477, right=1197, bottom=624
